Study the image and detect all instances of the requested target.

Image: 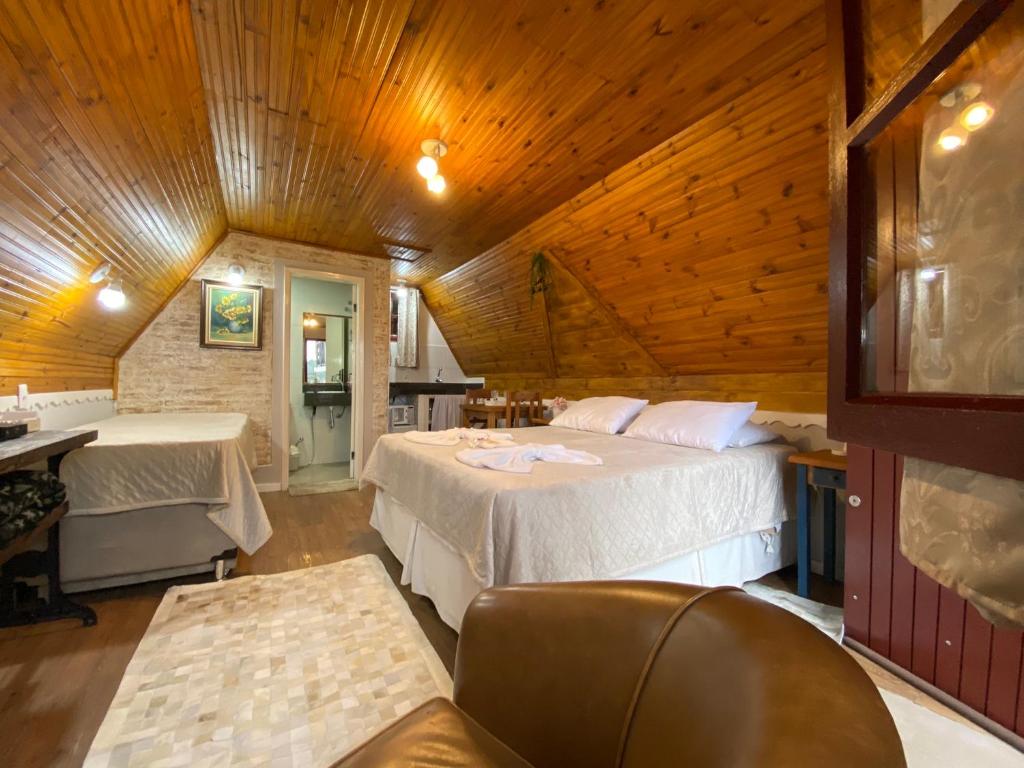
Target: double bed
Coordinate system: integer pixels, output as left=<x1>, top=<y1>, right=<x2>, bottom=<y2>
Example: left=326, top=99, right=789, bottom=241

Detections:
left=362, top=425, right=797, bottom=630
left=57, top=413, right=272, bottom=592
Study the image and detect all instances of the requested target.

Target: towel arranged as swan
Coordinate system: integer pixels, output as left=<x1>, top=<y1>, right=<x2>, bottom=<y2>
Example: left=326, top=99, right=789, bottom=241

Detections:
left=455, top=443, right=603, bottom=474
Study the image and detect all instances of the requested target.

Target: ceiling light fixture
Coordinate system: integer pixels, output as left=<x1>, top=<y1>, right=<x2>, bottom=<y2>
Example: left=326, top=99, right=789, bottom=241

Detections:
left=416, top=155, right=438, bottom=179
left=960, top=101, right=994, bottom=131
left=937, top=128, right=966, bottom=152
left=427, top=174, right=446, bottom=194
left=226, top=262, right=246, bottom=285
left=98, top=279, right=126, bottom=310
left=89, top=262, right=112, bottom=284
left=418, top=138, right=448, bottom=195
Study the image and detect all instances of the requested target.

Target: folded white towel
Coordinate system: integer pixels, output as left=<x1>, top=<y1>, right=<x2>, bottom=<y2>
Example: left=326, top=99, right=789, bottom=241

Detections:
left=404, top=428, right=515, bottom=446
left=455, top=443, right=603, bottom=474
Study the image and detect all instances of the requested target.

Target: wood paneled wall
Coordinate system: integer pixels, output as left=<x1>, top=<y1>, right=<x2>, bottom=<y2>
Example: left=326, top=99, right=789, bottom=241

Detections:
left=0, top=0, right=225, bottom=394
left=424, top=7, right=829, bottom=407
left=846, top=445, right=1024, bottom=737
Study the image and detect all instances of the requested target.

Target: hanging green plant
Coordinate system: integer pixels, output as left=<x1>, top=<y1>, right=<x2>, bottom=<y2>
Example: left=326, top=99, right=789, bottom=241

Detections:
left=529, top=251, right=552, bottom=307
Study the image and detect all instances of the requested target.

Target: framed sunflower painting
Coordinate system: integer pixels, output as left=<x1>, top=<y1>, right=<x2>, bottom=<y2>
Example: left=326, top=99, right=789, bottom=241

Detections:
left=199, top=280, right=264, bottom=350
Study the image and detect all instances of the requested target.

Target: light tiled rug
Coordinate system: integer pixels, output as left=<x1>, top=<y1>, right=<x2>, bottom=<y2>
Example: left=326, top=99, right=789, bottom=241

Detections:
left=85, top=555, right=452, bottom=767
left=742, top=581, right=844, bottom=642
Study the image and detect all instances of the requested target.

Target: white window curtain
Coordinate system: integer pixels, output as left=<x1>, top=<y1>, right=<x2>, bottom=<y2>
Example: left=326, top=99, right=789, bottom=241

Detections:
left=395, top=287, right=419, bottom=368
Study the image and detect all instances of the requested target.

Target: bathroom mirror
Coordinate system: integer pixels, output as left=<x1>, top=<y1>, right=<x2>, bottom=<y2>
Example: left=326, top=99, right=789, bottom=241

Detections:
left=302, top=312, right=353, bottom=385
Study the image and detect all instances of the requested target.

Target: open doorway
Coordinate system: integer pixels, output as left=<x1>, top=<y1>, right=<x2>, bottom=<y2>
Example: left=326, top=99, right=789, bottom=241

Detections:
left=287, top=274, right=358, bottom=495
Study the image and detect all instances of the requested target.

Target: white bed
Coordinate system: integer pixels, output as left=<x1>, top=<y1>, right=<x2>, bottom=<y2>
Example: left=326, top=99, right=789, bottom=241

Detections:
left=362, top=425, right=797, bottom=630
left=57, top=413, right=273, bottom=592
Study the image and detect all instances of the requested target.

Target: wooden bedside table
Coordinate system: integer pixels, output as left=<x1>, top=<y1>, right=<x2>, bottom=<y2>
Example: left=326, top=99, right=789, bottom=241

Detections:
left=788, top=449, right=848, bottom=599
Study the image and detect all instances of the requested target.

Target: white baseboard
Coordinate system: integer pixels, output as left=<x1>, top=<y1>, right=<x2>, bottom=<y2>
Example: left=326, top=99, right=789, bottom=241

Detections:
left=255, top=482, right=282, bottom=493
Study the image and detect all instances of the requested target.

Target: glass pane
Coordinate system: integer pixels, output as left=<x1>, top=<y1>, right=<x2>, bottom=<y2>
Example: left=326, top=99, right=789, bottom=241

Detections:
left=305, top=339, right=327, bottom=383
left=860, top=0, right=958, bottom=109
left=860, top=3, right=1024, bottom=396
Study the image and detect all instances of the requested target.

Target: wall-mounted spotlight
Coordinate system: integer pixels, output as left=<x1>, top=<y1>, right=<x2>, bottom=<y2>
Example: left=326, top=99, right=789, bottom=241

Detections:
left=226, top=262, right=246, bottom=285
left=89, top=262, right=112, bottom=284
left=98, top=279, right=126, bottom=310
left=960, top=101, right=993, bottom=131
left=417, top=139, right=447, bottom=195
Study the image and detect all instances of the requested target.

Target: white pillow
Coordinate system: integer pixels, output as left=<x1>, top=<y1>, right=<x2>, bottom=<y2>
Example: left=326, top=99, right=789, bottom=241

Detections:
left=623, top=400, right=757, bottom=452
left=549, top=396, right=649, bottom=435
left=728, top=421, right=779, bottom=448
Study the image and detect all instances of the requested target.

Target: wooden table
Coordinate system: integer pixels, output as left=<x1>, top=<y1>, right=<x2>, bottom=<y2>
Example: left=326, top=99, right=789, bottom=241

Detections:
left=0, top=429, right=98, bottom=628
left=461, top=403, right=507, bottom=429
left=788, top=449, right=848, bottom=599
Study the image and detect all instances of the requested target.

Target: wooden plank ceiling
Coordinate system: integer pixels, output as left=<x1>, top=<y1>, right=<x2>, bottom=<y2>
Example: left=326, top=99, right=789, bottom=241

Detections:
left=425, top=6, right=831, bottom=407
left=0, top=0, right=831, bottom=398
left=0, top=0, right=224, bottom=393
left=190, top=0, right=820, bottom=281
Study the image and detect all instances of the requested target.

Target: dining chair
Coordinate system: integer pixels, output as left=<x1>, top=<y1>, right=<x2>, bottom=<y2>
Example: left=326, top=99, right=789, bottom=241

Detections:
left=508, top=391, right=543, bottom=428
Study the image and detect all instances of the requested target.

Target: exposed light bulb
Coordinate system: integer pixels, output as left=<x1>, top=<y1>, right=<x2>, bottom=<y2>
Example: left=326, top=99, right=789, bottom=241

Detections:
left=960, top=101, right=993, bottom=131
left=226, top=263, right=245, bottom=285
left=919, top=267, right=938, bottom=282
left=427, top=174, right=446, bottom=194
left=302, top=315, right=319, bottom=328
left=416, top=155, right=438, bottom=179
left=98, top=279, right=126, bottom=310
left=937, top=128, right=965, bottom=152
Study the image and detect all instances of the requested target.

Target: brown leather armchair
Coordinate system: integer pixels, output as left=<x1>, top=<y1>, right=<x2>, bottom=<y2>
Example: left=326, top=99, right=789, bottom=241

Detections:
left=334, top=582, right=906, bottom=767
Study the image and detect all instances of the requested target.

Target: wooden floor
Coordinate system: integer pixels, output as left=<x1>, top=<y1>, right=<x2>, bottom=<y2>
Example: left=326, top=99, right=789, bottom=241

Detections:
left=0, top=487, right=995, bottom=767
left=0, top=487, right=455, bottom=768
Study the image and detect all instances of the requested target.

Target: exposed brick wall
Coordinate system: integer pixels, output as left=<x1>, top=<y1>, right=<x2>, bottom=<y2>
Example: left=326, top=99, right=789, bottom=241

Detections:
left=118, top=232, right=390, bottom=465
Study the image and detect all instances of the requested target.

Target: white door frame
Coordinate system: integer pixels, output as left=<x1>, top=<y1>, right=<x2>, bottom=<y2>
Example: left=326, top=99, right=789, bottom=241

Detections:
left=273, top=261, right=370, bottom=491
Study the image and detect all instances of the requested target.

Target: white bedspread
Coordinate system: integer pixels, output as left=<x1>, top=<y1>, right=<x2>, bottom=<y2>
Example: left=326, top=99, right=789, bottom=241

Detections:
left=60, top=413, right=272, bottom=554
left=362, top=426, right=794, bottom=587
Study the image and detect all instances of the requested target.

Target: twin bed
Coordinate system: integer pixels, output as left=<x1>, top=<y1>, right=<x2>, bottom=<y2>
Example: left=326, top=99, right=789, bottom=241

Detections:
left=58, top=413, right=272, bottom=592
left=363, top=424, right=797, bottom=630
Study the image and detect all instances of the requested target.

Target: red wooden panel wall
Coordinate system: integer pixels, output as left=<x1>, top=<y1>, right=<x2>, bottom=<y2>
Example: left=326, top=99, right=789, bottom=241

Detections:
left=845, top=444, right=1024, bottom=736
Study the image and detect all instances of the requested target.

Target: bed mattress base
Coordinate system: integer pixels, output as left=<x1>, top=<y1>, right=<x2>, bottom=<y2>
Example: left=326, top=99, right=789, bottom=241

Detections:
left=60, top=503, right=236, bottom=593
left=370, top=489, right=796, bottom=631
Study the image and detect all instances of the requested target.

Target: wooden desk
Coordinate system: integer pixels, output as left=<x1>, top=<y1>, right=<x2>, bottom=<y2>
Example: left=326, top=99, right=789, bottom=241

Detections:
left=788, top=450, right=848, bottom=599
left=0, top=428, right=98, bottom=629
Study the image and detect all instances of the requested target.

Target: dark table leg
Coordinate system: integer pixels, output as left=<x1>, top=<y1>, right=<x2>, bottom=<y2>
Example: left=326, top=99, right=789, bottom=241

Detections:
left=823, top=486, right=837, bottom=582
left=0, top=452, right=98, bottom=628
left=796, top=464, right=810, bottom=598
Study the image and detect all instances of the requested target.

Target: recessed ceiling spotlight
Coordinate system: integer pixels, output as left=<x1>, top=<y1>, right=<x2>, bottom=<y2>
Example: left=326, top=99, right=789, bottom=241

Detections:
left=89, top=262, right=112, bottom=284
left=226, top=262, right=246, bottom=285
left=98, top=279, right=126, bottom=310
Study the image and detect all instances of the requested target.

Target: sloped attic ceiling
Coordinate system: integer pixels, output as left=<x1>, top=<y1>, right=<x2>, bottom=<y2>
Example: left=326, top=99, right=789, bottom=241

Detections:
left=0, top=0, right=823, bottom=395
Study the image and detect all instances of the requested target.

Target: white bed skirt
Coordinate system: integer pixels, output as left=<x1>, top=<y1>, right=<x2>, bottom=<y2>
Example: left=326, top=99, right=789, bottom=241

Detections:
left=370, top=489, right=796, bottom=631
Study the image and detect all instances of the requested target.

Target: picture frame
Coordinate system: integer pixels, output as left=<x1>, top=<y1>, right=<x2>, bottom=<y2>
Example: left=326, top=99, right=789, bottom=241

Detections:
left=199, top=279, right=264, bottom=350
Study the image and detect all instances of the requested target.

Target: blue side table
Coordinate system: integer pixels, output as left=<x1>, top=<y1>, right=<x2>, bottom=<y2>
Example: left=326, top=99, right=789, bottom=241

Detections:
left=788, top=450, right=847, bottom=598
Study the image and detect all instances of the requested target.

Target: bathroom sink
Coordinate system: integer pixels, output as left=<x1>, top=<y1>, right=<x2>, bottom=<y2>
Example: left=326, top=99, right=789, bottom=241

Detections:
left=302, top=384, right=351, bottom=408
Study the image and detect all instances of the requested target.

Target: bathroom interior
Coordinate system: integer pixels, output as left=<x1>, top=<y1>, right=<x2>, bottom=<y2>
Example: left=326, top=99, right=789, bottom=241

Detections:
left=288, top=275, right=356, bottom=494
